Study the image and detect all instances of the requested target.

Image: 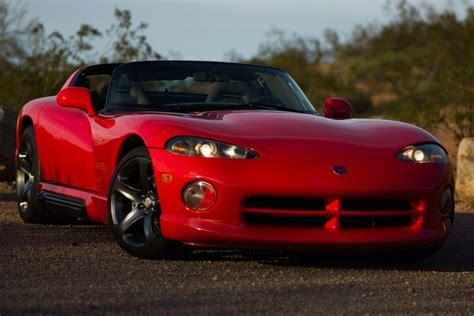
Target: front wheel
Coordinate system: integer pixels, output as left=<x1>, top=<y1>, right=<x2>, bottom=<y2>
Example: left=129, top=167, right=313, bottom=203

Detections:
left=108, top=147, right=176, bottom=259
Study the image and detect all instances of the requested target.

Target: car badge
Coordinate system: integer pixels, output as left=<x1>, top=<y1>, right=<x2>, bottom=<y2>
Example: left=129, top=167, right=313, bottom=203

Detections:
left=332, top=166, right=346, bottom=176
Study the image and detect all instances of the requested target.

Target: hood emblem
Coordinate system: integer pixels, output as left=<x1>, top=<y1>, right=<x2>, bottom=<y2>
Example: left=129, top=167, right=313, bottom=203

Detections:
left=332, top=166, right=346, bottom=176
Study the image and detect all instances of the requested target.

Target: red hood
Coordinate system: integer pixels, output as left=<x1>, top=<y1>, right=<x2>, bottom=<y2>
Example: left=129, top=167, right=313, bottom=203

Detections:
left=111, top=110, right=442, bottom=159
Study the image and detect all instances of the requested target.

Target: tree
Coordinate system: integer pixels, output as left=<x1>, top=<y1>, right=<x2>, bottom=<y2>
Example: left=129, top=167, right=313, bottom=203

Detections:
left=0, top=1, right=161, bottom=110
left=331, top=1, right=474, bottom=131
left=242, top=28, right=373, bottom=115
left=240, top=0, right=474, bottom=137
left=102, top=9, right=161, bottom=62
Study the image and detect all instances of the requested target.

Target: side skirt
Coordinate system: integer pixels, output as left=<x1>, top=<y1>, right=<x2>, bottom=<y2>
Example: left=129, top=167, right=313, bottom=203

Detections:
left=38, top=191, right=88, bottom=220
left=38, top=182, right=109, bottom=224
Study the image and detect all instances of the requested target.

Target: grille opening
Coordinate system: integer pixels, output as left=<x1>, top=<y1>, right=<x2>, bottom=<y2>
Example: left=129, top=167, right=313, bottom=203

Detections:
left=244, top=196, right=325, bottom=211
left=341, top=199, right=412, bottom=211
left=243, top=213, right=327, bottom=227
left=340, top=216, right=413, bottom=229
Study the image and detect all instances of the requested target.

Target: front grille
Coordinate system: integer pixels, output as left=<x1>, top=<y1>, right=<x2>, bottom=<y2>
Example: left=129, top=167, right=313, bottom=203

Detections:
left=244, top=196, right=325, bottom=211
left=243, top=213, right=326, bottom=227
left=341, top=199, right=412, bottom=211
left=340, top=216, right=413, bottom=229
left=242, top=196, right=419, bottom=229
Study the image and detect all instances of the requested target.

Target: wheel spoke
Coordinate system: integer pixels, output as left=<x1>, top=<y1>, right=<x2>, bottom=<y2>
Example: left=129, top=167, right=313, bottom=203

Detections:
left=18, top=159, right=33, bottom=178
left=143, top=214, right=154, bottom=241
left=20, top=179, right=33, bottom=202
left=111, top=154, right=161, bottom=248
left=115, top=178, right=141, bottom=202
left=119, top=208, right=144, bottom=234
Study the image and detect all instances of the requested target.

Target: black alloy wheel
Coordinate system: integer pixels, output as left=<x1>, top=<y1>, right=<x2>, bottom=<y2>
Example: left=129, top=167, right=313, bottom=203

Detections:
left=108, top=146, right=176, bottom=259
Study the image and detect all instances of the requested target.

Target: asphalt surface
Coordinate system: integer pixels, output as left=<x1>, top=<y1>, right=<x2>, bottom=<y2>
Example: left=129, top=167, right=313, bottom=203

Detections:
left=1, top=182, right=473, bottom=315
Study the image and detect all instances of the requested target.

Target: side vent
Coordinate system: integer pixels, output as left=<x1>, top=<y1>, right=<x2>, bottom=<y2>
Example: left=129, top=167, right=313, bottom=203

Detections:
left=38, top=192, right=88, bottom=220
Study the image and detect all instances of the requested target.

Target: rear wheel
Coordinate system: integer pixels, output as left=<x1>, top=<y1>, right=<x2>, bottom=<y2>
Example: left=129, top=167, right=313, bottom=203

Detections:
left=108, top=147, right=176, bottom=259
left=16, top=126, right=47, bottom=223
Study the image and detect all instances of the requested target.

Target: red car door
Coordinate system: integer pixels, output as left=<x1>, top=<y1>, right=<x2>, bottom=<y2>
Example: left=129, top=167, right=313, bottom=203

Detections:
left=36, top=103, right=98, bottom=192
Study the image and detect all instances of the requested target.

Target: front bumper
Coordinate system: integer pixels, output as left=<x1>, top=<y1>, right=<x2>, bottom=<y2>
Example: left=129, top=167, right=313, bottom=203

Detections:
left=150, top=148, right=454, bottom=252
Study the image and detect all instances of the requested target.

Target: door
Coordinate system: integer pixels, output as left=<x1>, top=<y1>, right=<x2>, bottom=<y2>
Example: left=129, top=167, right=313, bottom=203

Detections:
left=36, top=103, right=98, bottom=191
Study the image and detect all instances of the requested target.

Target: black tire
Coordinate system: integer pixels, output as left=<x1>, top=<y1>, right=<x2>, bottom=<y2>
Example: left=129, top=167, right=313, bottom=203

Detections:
left=108, top=146, right=176, bottom=259
left=16, top=126, right=47, bottom=223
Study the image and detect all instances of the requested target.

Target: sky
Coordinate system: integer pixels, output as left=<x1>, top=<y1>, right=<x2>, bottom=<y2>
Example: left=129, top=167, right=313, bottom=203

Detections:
left=23, top=0, right=468, bottom=61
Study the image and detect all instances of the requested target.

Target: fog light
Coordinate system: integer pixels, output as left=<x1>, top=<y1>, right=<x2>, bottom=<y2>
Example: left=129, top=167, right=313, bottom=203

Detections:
left=182, top=181, right=217, bottom=211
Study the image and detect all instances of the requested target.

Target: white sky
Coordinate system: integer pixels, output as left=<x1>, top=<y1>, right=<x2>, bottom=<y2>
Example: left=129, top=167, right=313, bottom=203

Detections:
left=23, top=0, right=468, bottom=61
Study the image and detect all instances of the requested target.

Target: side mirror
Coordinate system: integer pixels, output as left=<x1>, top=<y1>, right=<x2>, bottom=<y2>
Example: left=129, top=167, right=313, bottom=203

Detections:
left=56, top=87, right=95, bottom=116
left=324, top=97, right=352, bottom=120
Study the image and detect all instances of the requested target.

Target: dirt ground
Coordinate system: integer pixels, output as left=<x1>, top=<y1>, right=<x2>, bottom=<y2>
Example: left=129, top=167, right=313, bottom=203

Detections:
left=1, top=182, right=473, bottom=315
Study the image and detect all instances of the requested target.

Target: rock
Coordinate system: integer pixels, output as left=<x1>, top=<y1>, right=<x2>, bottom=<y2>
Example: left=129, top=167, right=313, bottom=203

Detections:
left=0, top=106, right=18, bottom=182
left=456, top=137, right=474, bottom=204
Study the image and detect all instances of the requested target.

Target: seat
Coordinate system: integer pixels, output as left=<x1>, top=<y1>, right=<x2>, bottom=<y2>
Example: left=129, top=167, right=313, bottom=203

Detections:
left=130, top=82, right=150, bottom=105
left=206, top=82, right=252, bottom=103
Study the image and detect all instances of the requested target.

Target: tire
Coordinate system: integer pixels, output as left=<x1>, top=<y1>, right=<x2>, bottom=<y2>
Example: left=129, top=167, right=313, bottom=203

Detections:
left=108, top=146, right=176, bottom=259
left=16, top=126, right=47, bottom=223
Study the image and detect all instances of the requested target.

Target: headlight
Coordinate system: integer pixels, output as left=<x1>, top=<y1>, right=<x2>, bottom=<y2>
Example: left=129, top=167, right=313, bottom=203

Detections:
left=166, top=137, right=258, bottom=159
left=398, top=143, right=448, bottom=163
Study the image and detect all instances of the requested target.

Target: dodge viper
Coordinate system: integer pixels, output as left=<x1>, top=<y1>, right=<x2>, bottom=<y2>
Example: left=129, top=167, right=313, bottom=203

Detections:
left=15, top=61, right=455, bottom=259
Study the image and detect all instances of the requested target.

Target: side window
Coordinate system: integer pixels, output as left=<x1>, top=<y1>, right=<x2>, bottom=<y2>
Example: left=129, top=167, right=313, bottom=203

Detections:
left=71, top=64, right=120, bottom=112
left=85, top=74, right=111, bottom=112
left=86, top=74, right=110, bottom=92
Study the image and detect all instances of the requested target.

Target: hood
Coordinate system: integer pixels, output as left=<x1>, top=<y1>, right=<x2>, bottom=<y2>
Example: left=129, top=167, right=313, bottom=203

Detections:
left=113, top=110, right=441, bottom=159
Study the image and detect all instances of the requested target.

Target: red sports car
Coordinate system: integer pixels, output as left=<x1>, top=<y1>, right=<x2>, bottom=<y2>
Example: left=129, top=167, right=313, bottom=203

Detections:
left=16, top=61, right=454, bottom=259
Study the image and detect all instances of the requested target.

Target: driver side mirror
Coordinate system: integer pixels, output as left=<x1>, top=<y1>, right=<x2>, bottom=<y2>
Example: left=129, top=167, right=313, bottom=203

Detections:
left=57, top=87, right=96, bottom=116
left=324, top=97, right=352, bottom=120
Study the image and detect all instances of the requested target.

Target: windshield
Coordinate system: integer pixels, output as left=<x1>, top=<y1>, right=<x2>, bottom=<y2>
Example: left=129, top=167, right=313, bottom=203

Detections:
left=106, top=61, right=317, bottom=114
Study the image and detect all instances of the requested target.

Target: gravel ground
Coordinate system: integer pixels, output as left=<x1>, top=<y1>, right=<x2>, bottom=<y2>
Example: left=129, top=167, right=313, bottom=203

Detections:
left=1, top=182, right=473, bottom=315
